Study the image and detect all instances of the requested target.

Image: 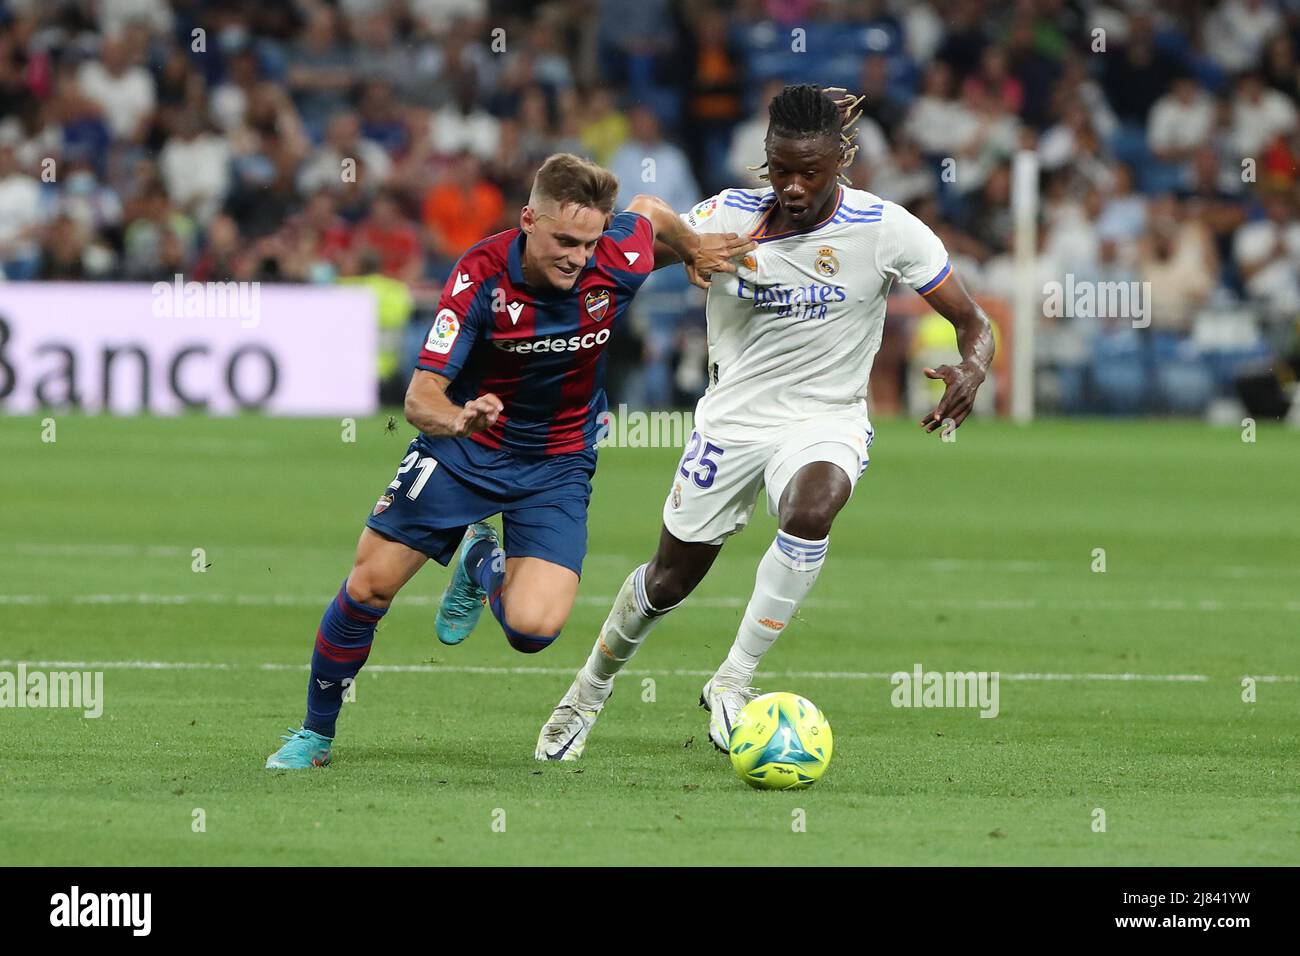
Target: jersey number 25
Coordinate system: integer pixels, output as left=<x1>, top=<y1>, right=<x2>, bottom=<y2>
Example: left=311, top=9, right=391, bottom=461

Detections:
left=679, top=432, right=723, bottom=489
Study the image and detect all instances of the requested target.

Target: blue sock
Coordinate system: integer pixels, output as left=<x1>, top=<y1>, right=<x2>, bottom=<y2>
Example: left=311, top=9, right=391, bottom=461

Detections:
left=466, top=537, right=502, bottom=596
left=304, top=581, right=386, bottom=738
left=498, top=614, right=559, bottom=654
left=466, top=537, right=558, bottom=653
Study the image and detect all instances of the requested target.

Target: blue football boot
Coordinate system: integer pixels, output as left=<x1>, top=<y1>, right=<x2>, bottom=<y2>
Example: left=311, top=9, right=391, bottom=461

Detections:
left=265, top=727, right=332, bottom=769
left=435, top=522, right=500, bottom=646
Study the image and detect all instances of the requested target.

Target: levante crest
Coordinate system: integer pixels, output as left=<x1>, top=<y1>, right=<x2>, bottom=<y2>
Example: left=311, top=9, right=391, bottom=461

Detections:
left=585, top=289, right=611, bottom=321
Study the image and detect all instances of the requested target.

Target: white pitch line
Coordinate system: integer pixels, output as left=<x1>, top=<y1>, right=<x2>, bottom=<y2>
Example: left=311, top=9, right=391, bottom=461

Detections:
left=1, top=658, right=1294, bottom=682
left=13, top=544, right=191, bottom=558
left=0, top=659, right=235, bottom=671
left=906, top=598, right=1300, bottom=612
left=3, top=592, right=1295, bottom=613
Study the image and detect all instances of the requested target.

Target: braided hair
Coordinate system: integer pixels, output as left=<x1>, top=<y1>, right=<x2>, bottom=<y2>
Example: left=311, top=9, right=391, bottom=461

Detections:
left=752, top=83, right=866, bottom=186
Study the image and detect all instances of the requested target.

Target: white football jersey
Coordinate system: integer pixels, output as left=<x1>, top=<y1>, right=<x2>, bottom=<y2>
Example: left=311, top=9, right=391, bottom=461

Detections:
left=681, top=186, right=952, bottom=440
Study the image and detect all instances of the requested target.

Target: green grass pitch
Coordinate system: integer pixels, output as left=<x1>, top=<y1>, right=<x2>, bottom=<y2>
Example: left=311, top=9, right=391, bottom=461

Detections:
left=1, top=413, right=1297, bottom=865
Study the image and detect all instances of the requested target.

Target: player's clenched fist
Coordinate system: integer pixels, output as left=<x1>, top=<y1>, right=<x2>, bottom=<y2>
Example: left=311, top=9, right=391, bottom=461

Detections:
left=454, top=394, right=503, bottom=436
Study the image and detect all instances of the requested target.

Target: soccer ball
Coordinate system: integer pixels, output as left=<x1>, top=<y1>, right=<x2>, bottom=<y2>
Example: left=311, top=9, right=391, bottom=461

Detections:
left=728, top=692, right=833, bottom=790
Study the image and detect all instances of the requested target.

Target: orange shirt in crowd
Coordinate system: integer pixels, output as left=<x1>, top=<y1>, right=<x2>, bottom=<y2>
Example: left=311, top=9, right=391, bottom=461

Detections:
left=423, top=179, right=506, bottom=259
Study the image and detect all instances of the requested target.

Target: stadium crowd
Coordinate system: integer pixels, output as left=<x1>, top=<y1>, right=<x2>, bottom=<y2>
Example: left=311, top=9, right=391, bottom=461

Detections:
left=0, top=0, right=1296, bottom=414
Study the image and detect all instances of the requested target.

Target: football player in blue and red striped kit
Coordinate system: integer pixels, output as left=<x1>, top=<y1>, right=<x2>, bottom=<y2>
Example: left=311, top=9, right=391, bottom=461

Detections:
left=267, top=153, right=755, bottom=768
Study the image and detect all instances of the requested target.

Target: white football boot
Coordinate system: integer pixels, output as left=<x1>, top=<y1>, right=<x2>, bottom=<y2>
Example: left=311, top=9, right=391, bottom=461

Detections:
left=700, top=678, right=759, bottom=752
left=535, top=676, right=608, bottom=761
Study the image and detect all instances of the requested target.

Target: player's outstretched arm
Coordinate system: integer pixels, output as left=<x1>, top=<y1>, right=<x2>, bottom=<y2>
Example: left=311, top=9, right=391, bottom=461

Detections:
left=917, top=273, right=995, bottom=433
left=404, top=369, right=502, bottom=438
left=627, top=193, right=755, bottom=289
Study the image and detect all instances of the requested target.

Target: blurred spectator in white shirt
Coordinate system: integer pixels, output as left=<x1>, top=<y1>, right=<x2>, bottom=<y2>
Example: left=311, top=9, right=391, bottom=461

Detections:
left=1045, top=187, right=1102, bottom=278
left=411, top=0, right=487, bottom=35
left=904, top=61, right=972, bottom=157
left=1204, top=0, right=1283, bottom=75
left=159, top=114, right=231, bottom=225
left=949, top=83, right=1020, bottom=197
left=0, top=144, right=43, bottom=277
left=899, top=1, right=944, bottom=67
left=77, top=36, right=155, bottom=142
left=97, top=0, right=173, bottom=38
left=1232, top=189, right=1300, bottom=318
left=1148, top=76, right=1215, bottom=163
left=1230, top=72, right=1297, bottom=156
left=430, top=80, right=501, bottom=162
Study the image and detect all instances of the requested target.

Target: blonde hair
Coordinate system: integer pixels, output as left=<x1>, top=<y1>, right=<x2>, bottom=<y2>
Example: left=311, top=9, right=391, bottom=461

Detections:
left=529, top=153, right=620, bottom=215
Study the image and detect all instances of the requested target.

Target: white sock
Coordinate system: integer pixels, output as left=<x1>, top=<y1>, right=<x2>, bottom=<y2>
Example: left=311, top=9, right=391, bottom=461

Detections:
left=578, top=564, right=677, bottom=703
left=714, top=530, right=828, bottom=687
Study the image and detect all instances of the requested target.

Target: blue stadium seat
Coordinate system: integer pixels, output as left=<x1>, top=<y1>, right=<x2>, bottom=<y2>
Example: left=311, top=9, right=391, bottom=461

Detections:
left=1109, top=124, right=1150, bottom=169
left=1089, top=331, right=1148, bottom=414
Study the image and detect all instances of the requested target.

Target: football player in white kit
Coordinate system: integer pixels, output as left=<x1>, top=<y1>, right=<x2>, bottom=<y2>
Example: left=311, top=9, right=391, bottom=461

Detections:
left=536, top=84, right=995, bottom=760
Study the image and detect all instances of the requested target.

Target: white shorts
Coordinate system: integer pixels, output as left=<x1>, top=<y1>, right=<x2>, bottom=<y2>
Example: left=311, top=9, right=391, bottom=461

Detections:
left=662, top=416, right=875, bottom=545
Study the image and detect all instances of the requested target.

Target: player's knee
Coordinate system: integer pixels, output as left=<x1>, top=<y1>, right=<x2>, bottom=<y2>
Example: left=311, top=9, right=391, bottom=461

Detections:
left=643, top=560, right=692, bottom=610
left=504, top=628, right=559, bottom=654
left=500, top=611, right=560, bottom=654
left=779, top=468, right=850, bottom=539
left=502, top=603, right=566, bottom=644
left=780, top=506, right=836, bottom=541
left=345, top=567, right=397, bottom=608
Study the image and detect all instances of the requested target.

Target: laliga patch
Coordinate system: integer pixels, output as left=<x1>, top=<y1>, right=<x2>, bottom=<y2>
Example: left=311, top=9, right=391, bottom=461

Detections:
left=671, top=482, right=682, bottom=510
left=425, top=308, right=460, bottom=354
left=685, top=196, right=718, bottom=228
left=372, top=493, right=395, bottom=516
left=585, top=289, right=611, bottom=321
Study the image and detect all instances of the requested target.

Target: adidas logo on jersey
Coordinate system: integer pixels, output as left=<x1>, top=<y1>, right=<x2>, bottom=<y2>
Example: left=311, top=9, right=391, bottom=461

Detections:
left=493, top=328, right=611, bottom=354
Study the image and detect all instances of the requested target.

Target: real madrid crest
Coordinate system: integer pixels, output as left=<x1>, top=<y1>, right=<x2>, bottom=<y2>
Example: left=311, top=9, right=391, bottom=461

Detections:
left=671, top=482, right=682, bottom=510
left=814, top=246, right=839, bottom=278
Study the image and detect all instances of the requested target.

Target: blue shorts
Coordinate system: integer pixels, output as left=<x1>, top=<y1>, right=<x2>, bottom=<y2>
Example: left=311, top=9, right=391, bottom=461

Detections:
left=365, top=435, right=597, bottom=577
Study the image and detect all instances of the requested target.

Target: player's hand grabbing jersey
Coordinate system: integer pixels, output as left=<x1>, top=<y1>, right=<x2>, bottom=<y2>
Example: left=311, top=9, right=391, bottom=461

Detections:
left=680, top=186, right=952, bottom=440
left=417, top=212, right=654, bottom=455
